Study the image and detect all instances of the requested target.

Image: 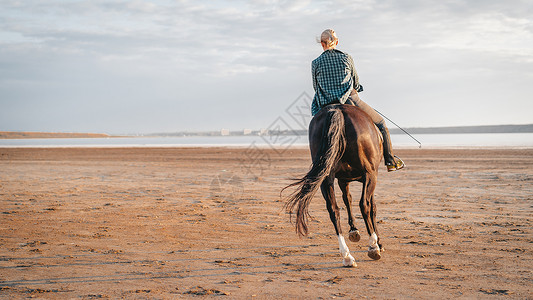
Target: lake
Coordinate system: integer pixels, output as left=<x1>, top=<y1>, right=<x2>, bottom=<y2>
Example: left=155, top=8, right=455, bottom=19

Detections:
left=0, top=133, right=532, bottom=148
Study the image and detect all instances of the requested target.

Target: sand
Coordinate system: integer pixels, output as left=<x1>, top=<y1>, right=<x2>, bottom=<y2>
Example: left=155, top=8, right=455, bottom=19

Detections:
left=0, top=147, right=531, bottom=298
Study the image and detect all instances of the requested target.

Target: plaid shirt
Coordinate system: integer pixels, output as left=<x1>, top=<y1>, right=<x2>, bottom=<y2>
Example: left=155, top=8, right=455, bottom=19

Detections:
left=311, top=49, right=363, bottom=115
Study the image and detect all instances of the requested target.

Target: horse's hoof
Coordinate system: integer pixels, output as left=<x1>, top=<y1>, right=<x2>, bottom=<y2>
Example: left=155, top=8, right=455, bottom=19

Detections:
left=343, top=255, right=357, bottom=267
left=368, top=247, right=381, bottom=260
left=348, top=230, right=361, bottom=242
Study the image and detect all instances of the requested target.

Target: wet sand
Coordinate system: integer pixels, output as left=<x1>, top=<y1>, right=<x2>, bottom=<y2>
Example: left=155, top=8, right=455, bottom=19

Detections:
left=0, top=147, right=531, bottom=298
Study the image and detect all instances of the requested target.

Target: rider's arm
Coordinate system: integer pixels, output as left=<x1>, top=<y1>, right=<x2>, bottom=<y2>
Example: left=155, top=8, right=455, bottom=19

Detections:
left=349, top=56, right=363, bottom=92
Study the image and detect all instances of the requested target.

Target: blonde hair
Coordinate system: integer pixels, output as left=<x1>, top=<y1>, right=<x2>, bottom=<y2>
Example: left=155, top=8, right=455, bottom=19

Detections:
left=318, top=29, right=338, bottom=48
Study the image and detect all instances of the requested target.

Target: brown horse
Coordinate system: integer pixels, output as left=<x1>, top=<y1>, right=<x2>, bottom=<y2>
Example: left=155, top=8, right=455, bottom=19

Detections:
left=284, top=104, right=383, bottom=267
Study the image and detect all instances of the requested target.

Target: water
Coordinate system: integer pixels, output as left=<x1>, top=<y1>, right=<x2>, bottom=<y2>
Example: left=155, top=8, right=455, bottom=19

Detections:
left=0, top=133, right=531, bottom=148
left=390, top=132, right=533, bottom=148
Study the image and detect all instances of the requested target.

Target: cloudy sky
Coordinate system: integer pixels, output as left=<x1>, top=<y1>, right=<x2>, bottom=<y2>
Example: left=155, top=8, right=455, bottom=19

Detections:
left=1, top=0, right=532, bottom=134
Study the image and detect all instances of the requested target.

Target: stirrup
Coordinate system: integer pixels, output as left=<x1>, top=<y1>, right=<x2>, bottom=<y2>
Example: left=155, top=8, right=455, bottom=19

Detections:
left=387, top=156, right=405, bottom=172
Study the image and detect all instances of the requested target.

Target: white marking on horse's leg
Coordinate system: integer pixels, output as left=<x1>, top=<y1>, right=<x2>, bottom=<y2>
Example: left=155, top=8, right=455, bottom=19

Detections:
left=338, top=235, right=356, bottom=267
left=367, top=232, right=382, bottom=260
left=369, top=232, right=379, bottom=249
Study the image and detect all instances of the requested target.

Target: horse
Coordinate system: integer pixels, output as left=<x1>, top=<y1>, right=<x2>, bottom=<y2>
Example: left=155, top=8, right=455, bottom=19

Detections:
left=284, top=103, right=383, bottom=267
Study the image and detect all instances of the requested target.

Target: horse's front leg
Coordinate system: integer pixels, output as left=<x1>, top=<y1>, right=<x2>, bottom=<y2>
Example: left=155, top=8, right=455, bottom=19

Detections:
left=338, top=180, right=361, bottom=243
left=321, top=178, right=356, bottom=267
left=359, top=173, right=382, bottom=260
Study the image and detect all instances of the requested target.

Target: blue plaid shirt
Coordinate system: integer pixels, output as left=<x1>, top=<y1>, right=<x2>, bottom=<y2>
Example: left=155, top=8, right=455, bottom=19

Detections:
left=311, top=49, right=363, bottom=115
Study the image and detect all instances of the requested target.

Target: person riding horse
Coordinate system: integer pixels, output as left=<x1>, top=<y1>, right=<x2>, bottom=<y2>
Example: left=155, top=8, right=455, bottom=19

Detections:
left=312, top=29, right=405, bottom=172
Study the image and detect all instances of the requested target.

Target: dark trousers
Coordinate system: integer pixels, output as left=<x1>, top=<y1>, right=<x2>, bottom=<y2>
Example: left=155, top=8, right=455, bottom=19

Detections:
left=346, top=90, right=396, bottom=166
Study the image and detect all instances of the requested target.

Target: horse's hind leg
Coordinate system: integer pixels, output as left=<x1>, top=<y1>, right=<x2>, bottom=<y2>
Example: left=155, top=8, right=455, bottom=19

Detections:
left=321, top=178, right=356, bottom=267
left=359, top=173, right=382, bottom=260
left=338, top=180, right=361, bottom=243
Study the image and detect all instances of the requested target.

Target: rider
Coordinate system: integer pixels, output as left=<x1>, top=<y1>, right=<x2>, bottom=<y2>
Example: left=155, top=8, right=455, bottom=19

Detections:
left=311, top=29, right=405, bottom=172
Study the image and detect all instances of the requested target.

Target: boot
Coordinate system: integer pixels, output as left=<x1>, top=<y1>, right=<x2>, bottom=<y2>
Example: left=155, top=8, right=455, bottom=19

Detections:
left=376, top=124, right=405, bottom=172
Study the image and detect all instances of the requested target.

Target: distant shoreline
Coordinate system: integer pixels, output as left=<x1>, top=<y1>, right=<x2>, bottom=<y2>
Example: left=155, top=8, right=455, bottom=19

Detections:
left=148, top=124, right=533, bottom=137
left=388, top=124, right=533, bottom=135
left=0, top=131, right=111, bottom=139
left=1, top=124, right=532, bottom=139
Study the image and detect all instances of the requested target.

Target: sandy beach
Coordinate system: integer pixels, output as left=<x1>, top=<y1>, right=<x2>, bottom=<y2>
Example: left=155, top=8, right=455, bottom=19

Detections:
left=0, top=147, right=531, bottom=298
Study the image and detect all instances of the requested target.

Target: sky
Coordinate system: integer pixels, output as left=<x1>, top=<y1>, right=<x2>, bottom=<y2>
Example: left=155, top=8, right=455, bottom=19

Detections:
left=1, top=0, right=532, bottom=134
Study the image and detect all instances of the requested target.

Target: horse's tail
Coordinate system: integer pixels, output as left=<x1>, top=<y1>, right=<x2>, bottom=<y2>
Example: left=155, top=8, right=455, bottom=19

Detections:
left=283, top=107, right=346, bottom=236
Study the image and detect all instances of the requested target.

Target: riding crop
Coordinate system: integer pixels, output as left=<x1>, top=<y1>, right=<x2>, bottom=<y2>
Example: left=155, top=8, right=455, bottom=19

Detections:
left=374, top=109, right=422, bottom=148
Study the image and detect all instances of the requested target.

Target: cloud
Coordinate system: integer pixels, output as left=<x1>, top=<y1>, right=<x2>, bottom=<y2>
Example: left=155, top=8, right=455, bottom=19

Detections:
left=0, top=0, right=532, bottom=133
